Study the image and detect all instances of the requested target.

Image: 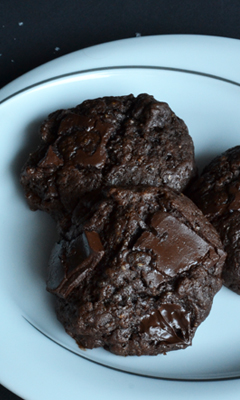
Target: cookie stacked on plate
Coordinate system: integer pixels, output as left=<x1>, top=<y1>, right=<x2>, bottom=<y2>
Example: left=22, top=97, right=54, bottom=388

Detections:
left=21, top=94, right=226, bottom=356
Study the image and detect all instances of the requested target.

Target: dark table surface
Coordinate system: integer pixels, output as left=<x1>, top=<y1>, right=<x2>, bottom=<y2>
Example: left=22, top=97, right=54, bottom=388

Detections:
left=1, top=0, right=240, bottom=398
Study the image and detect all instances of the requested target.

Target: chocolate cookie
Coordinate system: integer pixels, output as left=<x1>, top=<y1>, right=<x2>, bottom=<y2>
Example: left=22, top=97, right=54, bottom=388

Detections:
left=47, top=186, right=225, bottom=356
left=20, top=94, right=196, bottom=230
left=187, top=146, right=240, bottom=294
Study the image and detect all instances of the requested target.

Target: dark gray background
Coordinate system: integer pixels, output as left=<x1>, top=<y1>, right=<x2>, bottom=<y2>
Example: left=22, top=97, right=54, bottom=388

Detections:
left=1, top=0, right=240, bottom=398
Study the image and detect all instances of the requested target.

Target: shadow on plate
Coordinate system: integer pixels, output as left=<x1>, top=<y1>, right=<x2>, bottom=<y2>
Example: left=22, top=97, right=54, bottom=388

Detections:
left=195, top=151, right=219, bottom=174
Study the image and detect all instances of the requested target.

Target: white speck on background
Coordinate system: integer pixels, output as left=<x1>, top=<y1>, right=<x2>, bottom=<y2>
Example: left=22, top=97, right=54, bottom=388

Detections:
left=135, top=32, right=141, bottom=37
left=18, top=22, right=24, bottom=26
left=11, top=59, right=14, bottom=62
left=2, top=25, right=5, bottom=28
left=0, top=54, right=2, bottom=57
left=14, top=37, right=16, bottom=40
left=55, top=47, right=60, bottom=51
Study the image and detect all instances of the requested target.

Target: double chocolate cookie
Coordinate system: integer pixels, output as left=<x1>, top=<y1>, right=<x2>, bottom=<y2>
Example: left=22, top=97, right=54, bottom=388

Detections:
left=47, top=186, right=225, bottom=356
left=20, top=94, right=196, bottom=230
left=187, top=146, right=240, bottom=294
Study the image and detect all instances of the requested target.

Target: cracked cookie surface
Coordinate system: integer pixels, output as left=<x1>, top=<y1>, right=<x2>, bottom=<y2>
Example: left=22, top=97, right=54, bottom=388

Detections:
left=20, top=94, right=196, bottom=230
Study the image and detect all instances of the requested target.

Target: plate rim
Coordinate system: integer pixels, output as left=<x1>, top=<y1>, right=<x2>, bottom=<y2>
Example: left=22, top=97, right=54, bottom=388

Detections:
left=1, top=64, right=240, bottom=106
left=2, top=33, right=240, bottom=100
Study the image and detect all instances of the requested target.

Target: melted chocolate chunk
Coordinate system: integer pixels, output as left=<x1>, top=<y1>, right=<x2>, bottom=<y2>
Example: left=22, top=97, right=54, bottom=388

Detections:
left=47, top=230, right=104, bottom=298
left=38, top=146, right=64, bottom=170
left=140, top=304, right=191, bottom=345
left=134, top=212, right=212, bottom=282
left=58, top=114, right=115, bottom=168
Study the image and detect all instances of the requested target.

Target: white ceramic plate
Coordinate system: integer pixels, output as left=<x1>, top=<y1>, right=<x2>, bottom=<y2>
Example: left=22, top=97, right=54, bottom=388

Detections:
left=1, top=35, right=240, bottom=400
